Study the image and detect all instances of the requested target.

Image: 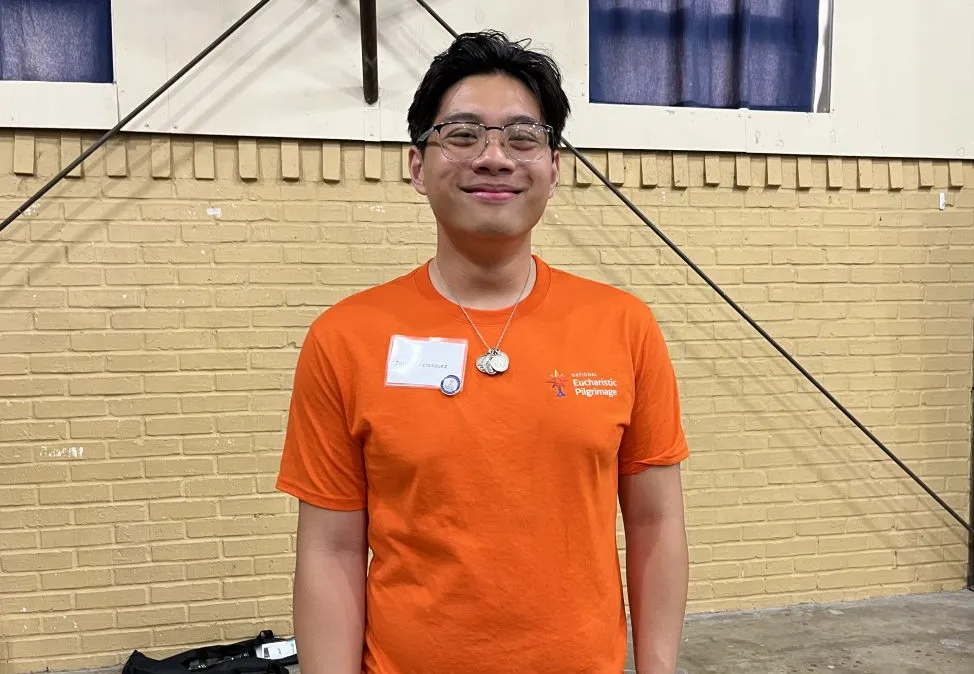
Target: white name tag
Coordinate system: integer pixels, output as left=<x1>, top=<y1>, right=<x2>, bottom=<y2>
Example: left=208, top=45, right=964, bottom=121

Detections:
left=385, top=335, right=467, bottom=393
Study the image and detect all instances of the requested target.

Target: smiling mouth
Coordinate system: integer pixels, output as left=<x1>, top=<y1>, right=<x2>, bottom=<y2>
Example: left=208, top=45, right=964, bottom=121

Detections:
left=462, top=186, right=521, bottom=203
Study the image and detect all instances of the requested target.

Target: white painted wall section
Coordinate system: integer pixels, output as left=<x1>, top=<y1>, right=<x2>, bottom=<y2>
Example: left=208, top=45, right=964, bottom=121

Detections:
left=0, top=0, right=971, bottom=159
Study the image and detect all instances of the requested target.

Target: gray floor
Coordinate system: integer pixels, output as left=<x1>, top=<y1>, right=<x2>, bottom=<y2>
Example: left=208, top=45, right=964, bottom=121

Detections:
left=656, top=591, right=974, bottom=674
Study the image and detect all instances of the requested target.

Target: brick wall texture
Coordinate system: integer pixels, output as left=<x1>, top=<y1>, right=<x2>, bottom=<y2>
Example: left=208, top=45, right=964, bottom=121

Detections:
left=0, top=130, right=972, bottom=672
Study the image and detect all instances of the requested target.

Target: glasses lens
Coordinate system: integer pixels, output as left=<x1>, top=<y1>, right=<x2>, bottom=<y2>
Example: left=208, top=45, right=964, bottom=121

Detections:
left=438, top=123, right=485, bottom=162
left=504, top=124, right=549, bottom=161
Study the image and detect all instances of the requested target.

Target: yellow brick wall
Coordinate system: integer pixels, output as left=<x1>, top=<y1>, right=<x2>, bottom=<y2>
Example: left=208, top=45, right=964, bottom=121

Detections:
left=0, top=130, right=972, bottom=673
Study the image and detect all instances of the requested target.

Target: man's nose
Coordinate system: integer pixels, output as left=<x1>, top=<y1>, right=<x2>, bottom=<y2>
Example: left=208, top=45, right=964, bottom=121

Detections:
left=474, top=131, right=515, bottom=169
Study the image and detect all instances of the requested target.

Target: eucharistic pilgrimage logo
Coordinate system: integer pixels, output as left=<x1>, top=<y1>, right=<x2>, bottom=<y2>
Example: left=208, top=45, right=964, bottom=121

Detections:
left=547, top=369, right=619, bottom=399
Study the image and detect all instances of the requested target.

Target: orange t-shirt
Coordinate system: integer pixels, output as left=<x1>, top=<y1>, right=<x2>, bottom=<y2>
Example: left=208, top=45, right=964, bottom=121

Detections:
left=276, top=255, right=689, bottom=674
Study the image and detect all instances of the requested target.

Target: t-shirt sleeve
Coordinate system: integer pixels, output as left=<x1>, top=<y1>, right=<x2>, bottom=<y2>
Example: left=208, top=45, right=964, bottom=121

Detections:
left=275, top=321, right=367, bottom=510
left=618, top=306, right=690, bottom=474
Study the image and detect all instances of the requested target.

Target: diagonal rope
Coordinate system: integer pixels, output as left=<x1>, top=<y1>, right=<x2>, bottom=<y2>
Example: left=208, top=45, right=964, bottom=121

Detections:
left=412, top=0, right=974, bottom=538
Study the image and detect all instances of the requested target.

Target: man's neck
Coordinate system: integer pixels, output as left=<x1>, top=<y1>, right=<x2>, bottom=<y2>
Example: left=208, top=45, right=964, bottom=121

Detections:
left=430, top=236, right=536, bottom=311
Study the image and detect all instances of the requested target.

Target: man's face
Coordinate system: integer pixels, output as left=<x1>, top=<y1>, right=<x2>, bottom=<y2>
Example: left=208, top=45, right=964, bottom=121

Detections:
left=409, top=73, right=560, bottom=243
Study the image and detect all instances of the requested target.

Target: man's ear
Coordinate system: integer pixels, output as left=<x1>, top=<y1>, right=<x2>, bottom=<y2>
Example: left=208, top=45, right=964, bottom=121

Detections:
left=548, top=150, right=560, bottom=198
left=409, top=145, right=428, bottom=196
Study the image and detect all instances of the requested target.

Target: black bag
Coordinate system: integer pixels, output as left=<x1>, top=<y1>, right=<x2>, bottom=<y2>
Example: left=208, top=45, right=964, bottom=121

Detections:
left=122, top=630, right=298, bottom=674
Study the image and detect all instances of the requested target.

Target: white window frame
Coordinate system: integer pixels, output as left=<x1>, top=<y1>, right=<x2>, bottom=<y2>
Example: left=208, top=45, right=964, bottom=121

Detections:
left=0, top=81, right=118, bottom=129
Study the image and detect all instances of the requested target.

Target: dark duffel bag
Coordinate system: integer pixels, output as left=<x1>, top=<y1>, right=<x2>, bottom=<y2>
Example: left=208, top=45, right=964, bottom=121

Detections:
left=122, top=630, right=298, bottom=674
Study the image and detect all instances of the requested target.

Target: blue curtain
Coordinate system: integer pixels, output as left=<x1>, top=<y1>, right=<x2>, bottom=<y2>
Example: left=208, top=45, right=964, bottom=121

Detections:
left=590, top=0, right=820, bottom=112
left=0, top=0, right=113, bottom=82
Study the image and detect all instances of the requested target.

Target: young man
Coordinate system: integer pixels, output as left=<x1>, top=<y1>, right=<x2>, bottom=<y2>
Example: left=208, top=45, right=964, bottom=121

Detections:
left=276, top=30, right=690, bottom=674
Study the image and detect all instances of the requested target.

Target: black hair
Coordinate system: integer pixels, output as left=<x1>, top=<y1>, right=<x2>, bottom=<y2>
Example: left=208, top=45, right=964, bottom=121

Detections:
left=406, top=30, right=571, bottom=150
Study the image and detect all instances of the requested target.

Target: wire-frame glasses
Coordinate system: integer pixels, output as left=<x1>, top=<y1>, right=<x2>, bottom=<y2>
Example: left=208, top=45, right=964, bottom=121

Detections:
left=417, top=121, right=554, bottom=163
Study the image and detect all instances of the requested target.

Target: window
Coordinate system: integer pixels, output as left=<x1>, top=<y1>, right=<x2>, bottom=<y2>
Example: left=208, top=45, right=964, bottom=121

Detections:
left=589, top=0, right=831, bottom=113
left=0, top=0, right=113, bottom=83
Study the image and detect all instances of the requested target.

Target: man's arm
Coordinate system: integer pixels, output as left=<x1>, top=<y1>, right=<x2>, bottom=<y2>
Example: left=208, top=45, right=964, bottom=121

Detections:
left=293, top=500, right=369, bottom=674
left=619, top=463, right=689, bottom=674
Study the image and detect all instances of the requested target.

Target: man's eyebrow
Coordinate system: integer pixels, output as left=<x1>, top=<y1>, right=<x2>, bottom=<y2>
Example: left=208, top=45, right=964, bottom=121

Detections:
left=506, top=114, right=543, bottom=125
left=439, top=112, right=483, bottom=124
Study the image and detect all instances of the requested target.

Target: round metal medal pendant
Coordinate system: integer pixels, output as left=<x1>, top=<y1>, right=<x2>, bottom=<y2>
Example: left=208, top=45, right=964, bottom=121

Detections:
left=488, top=349, right=509, bottom=373
left=476, top=353, right=497, bottom=375
left=440, top=375, right=461, bottom=396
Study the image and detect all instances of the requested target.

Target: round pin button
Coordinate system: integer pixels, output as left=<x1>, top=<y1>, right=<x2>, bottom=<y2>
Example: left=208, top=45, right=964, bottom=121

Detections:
left=439, top=375, right=461, bottom=396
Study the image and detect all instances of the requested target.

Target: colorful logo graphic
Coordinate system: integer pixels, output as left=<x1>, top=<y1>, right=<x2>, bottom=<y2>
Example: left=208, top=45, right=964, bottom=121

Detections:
left=546, top=369, right=568, bottom=397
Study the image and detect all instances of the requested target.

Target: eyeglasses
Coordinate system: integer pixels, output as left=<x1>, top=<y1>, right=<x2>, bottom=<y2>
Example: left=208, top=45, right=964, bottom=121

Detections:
left=417, top=121, right=555, bottom=164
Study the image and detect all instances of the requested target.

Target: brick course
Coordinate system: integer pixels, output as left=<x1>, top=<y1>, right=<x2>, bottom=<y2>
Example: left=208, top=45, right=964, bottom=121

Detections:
left=0, top=130, right=971, bottom=671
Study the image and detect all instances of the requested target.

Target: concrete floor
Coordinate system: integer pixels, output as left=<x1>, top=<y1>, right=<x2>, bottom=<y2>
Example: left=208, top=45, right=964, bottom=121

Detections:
left=653, top=591, right=974, bottom=674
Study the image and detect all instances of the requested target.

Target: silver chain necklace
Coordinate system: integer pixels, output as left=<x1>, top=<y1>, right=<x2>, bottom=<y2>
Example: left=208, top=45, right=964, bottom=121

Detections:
left=433, top=259, right=532, bottom=376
